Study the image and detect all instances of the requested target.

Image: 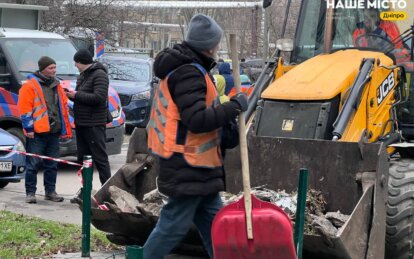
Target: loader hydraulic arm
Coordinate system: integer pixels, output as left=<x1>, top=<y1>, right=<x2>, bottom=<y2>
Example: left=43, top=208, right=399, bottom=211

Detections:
left=332, top=59, right=375, bottom=140
left=245, top=59, right=278, bottom=122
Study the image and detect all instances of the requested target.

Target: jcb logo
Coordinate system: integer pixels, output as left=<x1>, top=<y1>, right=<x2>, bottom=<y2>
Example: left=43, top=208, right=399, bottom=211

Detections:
left=377, top=72, right=395, bottom=105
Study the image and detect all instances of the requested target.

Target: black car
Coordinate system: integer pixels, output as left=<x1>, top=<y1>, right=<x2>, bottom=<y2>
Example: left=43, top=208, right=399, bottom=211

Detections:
left=99, top=56, right=154, bottom=129
left=241, top=58, right=264, bottom=82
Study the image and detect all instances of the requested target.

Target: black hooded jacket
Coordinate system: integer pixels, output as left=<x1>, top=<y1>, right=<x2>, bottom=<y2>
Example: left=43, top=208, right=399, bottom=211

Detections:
left=74, top=62, right=109, bottom=127
left=153, top=42, right=240, bottom=197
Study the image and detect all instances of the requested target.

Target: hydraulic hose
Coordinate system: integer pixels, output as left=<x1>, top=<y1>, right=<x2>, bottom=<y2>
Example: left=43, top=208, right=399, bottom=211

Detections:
left=332, top=59, right=375, bottom=140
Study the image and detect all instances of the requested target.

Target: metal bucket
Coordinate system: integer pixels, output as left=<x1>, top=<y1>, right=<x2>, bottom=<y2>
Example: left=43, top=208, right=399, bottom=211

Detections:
left=223, top=135, right=388, bottom=259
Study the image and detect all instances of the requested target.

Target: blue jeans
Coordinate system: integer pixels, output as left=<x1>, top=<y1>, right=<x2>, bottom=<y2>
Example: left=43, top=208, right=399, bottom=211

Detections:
left=143, top=194, right=223, bottom=259
left=25, top=133, right=60, bottom=195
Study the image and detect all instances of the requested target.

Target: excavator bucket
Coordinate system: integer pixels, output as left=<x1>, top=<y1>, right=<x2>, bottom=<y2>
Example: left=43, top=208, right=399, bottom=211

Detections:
left=223, top=134, right=389, bottom=259
left=77, top=128, right=389, bottom=259
left=75, top=128, right=208, bottom=256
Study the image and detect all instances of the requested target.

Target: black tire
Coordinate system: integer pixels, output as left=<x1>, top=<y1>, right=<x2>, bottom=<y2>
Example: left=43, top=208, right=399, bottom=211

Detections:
left=386, top=159, right=414, bottom=259
left=6, top=127, right=25, bottom=145
left=0, top=182, right=8, bottom=188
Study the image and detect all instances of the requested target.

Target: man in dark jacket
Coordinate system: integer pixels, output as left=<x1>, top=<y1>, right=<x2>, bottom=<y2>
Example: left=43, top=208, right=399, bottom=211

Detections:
left=65, top=49, right=111, bottom=185
left=218, top=61, right=235, bottom=95
left=144, top=14, right=248, bottom=259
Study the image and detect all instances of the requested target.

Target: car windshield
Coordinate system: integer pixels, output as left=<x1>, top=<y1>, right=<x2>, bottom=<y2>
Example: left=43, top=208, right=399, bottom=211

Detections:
left=292, top=0, right=412, bottom=64
left=2, top=38, right=79, bottom=77
left=103, top=59, right=151, bottom=82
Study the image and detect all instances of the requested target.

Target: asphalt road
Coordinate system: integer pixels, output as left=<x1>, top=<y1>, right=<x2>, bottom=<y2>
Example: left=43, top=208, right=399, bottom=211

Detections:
left=0, top=134, right=207, bottom=259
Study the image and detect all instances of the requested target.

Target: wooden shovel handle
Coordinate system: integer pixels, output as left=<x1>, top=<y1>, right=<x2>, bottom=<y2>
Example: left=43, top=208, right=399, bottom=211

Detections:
left=229, top=34, right=253, bottom=240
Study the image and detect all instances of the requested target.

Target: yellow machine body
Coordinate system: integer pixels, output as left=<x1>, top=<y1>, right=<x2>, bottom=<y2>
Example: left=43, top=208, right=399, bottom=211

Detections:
left=261, top=49, right=401, bottom=142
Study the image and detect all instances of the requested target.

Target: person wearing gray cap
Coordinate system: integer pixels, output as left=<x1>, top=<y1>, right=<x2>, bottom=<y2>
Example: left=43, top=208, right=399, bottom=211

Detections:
left=144, top=13, right=248, bottom=259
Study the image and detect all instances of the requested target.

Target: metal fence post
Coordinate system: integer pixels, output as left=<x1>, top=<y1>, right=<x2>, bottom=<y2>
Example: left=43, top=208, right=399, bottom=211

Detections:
left=81, top=155, right=93, bottom=257
left=294, top=168, right=308, bottom=259
left=126, top=245, right=144, bottom=259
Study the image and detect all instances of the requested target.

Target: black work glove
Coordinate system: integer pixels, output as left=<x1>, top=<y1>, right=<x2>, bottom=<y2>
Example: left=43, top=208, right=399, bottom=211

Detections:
left=230, top=92, right=248, bottom=112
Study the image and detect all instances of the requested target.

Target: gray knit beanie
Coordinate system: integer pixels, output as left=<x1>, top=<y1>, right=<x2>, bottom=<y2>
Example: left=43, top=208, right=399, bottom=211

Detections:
left=185, top=14, right=223, bottom=51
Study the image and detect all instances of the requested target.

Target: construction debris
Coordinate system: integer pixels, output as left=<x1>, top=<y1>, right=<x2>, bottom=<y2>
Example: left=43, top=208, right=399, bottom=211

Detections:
left=107, top=186, right=166, bottom=216
left=310, top=215, right=338, bottom=238
left=325, top=211, right=350, bottom=228
left=108, top=186, right=141, bottom=213
left=220, top=186, right=348, bottom=237
left=141, top=189, right=166, bottom=217
left=103, top=185, right=348, bottom=238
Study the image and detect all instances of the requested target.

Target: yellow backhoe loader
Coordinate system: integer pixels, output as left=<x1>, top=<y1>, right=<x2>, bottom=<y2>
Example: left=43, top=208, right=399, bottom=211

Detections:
left=224, top=0, right=414, bottom=258
left=82, top=0, right=414, bottom=258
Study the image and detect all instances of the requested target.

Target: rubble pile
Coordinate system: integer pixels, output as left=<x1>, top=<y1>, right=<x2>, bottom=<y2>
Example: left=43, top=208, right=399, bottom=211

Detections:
left=141, top=189, right=167, bottom=217
left=220, top=186, right=349, bottom=237
left=104, top=185, right=349, bottom=238
left=107, top=186, right=166, bottom=217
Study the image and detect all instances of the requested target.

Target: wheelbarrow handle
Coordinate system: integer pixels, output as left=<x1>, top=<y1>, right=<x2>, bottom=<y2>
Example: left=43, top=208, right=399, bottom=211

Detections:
left=230, top=34, right=253, bottom=240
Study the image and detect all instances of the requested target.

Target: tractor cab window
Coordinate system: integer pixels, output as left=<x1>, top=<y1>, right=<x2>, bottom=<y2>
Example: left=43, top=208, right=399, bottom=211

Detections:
left=292, top=0, right=360, bottom=63
left=353, top=9, right=411, bottom=64
left=292, top=0, right=411, bottom=64
left=292, top=0, right=326, bottom=63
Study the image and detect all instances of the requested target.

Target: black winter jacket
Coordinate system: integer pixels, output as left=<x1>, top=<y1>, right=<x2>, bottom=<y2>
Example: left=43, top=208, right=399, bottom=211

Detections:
left=153, top=42, right=241, bottom=197
left=74, top=62, right=108, bottom=127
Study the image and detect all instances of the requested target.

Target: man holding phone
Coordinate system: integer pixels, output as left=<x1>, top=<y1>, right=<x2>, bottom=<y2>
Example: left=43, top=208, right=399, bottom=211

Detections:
left=65, top=49, right=111, bottom=187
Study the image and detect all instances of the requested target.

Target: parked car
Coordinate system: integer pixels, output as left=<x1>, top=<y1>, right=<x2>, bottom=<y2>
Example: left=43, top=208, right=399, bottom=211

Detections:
left=0, top=128, right=25, bottom=188
left=98, top=56, right=154, bottom=129
left=241, top=58, right=264, bottom=82
left=228, top=74, right=254, bottom=97
left=0, top=28, right=125, bottom=156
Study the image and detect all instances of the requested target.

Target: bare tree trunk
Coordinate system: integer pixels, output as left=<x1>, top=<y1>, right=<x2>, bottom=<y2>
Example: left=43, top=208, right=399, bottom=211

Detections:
left=251, top=7, right=259, bottom=58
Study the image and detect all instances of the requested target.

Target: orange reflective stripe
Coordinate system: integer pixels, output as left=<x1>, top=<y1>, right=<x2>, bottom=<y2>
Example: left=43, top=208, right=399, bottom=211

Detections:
left=33, top=110, right=47, bottom=122
left=17, top=77, right=72, bottom=137
left=32, top=104, right=45, bottom=114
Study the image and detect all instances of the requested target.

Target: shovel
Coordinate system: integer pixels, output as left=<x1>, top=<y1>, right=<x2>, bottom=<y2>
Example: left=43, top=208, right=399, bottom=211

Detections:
left=211, top=34, right=296, bottom=259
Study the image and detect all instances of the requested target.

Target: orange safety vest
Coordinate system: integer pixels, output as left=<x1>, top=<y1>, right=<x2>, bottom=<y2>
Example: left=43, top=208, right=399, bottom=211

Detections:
left=353, top=21, right=411, bottom=63
left=228, top=85, right=254, bottom=98
left=147, top=63, right=222, bottom=168
left=18, top=77, right=72, bottom=138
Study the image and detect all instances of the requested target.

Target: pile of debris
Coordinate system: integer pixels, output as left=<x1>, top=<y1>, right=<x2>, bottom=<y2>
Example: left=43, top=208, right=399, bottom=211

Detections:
left=107, top=186, right=166, bottom=217
left=220, top=186, right=349, bottom=237
left=104, top=185, right=348, bottom=238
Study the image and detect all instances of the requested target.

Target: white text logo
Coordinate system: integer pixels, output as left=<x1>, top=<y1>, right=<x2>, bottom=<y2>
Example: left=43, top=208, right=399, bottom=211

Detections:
left=327, top=0, right=407, bottom=9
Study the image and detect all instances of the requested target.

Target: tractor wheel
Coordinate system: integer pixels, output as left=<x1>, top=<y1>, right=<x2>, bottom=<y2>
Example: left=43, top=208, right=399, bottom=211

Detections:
left=386, top=159, right=414, bottom=259
left=6, top=127, right=25, bottom=145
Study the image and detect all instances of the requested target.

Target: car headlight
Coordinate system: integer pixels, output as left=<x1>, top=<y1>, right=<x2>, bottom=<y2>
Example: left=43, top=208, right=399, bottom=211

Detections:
left=16, top=140, right=26, bottom=152
left=131, top=90, right=151, bottom=101
left=110, top=106, right=122, bottom=118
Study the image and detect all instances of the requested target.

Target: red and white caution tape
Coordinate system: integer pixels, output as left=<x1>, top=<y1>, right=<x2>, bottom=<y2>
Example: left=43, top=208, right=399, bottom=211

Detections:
left=5, top=149, right=89, bottom=185
left=92, top=196, right=109, bottom=211
left=4, top=149, right=108, bottom=210
left=6, top=149, right=82, bottom=166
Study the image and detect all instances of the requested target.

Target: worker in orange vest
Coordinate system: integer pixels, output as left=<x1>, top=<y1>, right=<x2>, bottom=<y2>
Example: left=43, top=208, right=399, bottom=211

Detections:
left=353, top=8, right=411, bottom=64
left=145, top=14, right=247, bottom=259
left=17, top=56, right=72, bottom=204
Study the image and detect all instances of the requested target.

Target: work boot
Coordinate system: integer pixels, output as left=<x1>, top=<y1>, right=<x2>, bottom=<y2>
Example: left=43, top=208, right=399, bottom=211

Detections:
left=44, top=191, right=64, bottom=202
left=70, top=188, right=82, bottom=204
left=25, top=194, right=36, bottom=204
